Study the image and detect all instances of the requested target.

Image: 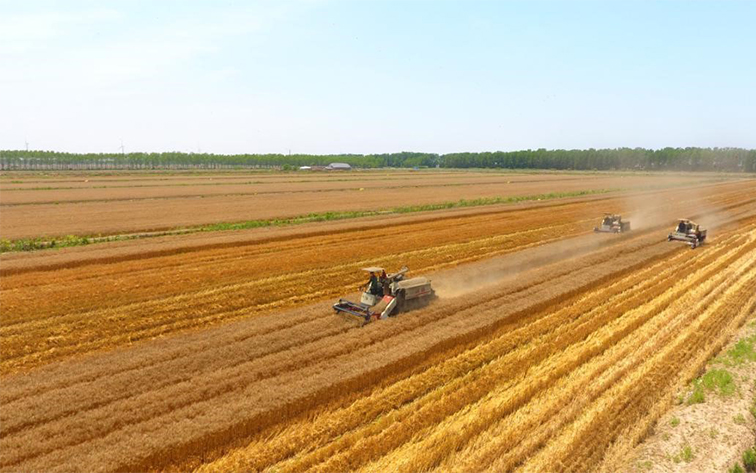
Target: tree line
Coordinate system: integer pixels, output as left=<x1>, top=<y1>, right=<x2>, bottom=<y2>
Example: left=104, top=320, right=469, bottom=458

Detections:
left=1, top=148, right=754, bottom=172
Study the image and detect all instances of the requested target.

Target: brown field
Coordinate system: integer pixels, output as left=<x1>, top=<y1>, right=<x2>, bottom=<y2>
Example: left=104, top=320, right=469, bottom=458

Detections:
left=0, top=170, right=755, bottom=472
left=0, top=175, right=623, bottom=205
left=0, top=170, right=714, bottom=239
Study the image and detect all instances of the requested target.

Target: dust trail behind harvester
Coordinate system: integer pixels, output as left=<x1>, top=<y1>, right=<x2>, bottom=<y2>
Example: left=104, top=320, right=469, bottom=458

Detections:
left=433, top=233, right=604, bottom=299
left=623, top=180, right=736, bottom=241
left=435, top=179, right=750, bottom=300
left=679, top=183, right=737, bottom=241
left=622, top=189, right=670, bottom=231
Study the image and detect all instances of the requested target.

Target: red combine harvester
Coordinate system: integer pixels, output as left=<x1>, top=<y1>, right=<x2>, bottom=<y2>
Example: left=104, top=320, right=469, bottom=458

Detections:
left=594, top=214, right=631, bottom=233
left=333, top=266, right=434, bottom=324
left=668, top=219, right=707, bottom=249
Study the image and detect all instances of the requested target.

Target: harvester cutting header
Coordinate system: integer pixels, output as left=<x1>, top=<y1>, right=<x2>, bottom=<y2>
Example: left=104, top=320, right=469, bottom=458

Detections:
left=333, top=266, right=434, bottom=324
left=668, top=219, right=707, bottom=248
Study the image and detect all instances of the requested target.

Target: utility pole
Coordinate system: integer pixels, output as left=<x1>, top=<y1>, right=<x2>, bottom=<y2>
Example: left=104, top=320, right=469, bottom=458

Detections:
left=119, top=140, right=125, bottom=155
left=25, top=140, right=29, bottom=151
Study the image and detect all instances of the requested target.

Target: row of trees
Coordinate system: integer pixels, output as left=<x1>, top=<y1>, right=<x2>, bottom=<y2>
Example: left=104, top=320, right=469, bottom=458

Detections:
left=0, top=151, right=439, bottom=170
left=441, top=147, right=756, bottom=172
left=0, top=148, right=753, bottom=172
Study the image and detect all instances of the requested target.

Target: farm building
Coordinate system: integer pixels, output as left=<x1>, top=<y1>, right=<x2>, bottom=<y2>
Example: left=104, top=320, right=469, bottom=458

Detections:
left=326, top=162, right=351, bottom=170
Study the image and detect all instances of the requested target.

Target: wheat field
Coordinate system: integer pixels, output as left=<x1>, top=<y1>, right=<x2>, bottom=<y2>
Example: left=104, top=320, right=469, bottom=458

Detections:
left=1, top=171, right=754, bottom=472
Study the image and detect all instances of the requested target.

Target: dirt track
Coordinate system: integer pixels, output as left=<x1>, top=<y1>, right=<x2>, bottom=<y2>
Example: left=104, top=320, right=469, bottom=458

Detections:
left=0, top=177, right=754, bottom=472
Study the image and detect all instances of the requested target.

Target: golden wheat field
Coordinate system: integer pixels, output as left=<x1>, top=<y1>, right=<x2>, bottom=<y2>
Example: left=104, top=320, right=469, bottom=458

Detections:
left=1, top=170, right=755, bottom=472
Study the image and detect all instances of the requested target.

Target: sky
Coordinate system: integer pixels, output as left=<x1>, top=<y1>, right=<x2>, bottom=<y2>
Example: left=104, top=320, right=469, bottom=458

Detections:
left=1, top=0, right=754, bottom=155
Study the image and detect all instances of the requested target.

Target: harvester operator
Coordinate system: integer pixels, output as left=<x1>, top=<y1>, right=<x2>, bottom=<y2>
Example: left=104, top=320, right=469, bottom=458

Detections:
left=379, top=270, right=390, bottom=295
left=365, top=271, right=383, bottom=296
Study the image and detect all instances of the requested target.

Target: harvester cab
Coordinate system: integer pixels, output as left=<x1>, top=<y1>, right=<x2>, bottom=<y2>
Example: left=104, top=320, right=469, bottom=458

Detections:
left=594, top=214, right=631, bottom=233
left=333, top=266, right=434, bottom=324
left=668, top=219, right=707, bottom=249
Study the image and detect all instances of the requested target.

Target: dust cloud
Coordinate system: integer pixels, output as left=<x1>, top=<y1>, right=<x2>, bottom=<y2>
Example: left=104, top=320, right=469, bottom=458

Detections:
left=623, top=190, right=670, bottom=231
left=623, top=181, right=731, bottom=240
left=433, top=234, right=604, bottom=299
left=434, top=179, right=743, bottom=300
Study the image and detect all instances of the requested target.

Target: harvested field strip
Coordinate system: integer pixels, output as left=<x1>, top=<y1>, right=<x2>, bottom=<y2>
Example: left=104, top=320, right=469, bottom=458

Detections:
left=3, top=174, right=740, bottom=240
left=2, top=217, right=753, bottom=472
left=598, top=296, right=756, bottom=472
left=2, top=179, right=750, bottom=276
left=0, top=188, right=619, bottom=252
left=193, top=225, right=756, bottom=473
left=239, top=248, right=709, bottom=473
left=0, top=195, right=605, bottom=276
left=522, top=267, right=756, bottom=472
left=0, top=175, right=620, bottom=204
left=273, top=232, right=752, bottom=473
left=3, top=175, right=726, bottom=208
left=1, top=183, right=754, bottom=375
left=0, top=230, right=676, bottom=460
left=430, top=238, right=755, bottom=473
left=3, top=243, right=680, bottom=454
left=0, top=216, right=601, bottom=368
left=0, top=172, right=571, bottom=188
left=0, top=226, right=664, bottom=425
left=0, top=222, right=684, bottom=377
left=470, top=267, right=756, bottom=473
left=0, top=184, right=625, bottom=240
left=3, top=242, right=660, bottom=448
left=0, top=170, right=711, bottom=190
left=3, top=238, right=680, bottom=452
left=0, top=209, right=626, bottom=372
left=2, top=205, right=603, bottom=308
left=3, top=182, right=750, bottom=305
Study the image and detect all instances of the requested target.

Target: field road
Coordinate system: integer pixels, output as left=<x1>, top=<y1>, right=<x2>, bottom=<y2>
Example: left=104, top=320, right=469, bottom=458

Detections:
left=0, top=177, right=754, bottom=472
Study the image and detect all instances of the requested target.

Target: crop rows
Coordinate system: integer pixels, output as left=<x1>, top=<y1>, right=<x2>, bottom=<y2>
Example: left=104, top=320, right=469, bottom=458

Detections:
left=1, top=211, right=754, bottom=471
left=2, top=181, right=753, bottom=375
left=0, top=177, right=754, bottom=472
left=2, top=171, right=704, bottom=240
left=197, top=224, right=756, bottom=473
left=0, top=173, right=612, bottom=205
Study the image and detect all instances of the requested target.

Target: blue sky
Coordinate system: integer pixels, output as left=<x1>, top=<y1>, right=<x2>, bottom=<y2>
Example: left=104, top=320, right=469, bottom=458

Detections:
left=1, top=0, right=754, bottom=154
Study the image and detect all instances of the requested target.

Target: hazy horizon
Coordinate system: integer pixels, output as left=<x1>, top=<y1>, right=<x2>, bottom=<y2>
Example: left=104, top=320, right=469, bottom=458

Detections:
left=2, top=0, right=755, bottom=155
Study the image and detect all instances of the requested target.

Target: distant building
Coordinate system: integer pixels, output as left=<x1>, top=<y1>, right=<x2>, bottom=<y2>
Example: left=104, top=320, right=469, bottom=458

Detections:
left=326, top=162, right=352, bottom=171
left=299, top=166, right=312, bottom=170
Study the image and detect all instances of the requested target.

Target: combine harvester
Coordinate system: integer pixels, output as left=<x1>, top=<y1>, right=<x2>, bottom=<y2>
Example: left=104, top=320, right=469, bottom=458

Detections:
left=594, top=214, right=631, bottom=233
left=333, top=266, right=434, bottom=324
left=668, top=219, right=707, bottom=249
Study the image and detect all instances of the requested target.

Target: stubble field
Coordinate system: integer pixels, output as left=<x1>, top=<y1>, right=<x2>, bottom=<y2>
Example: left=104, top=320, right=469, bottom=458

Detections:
left=0, top=170, right=711, bottom=238
left=0, top=169, right=754, bottom=472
